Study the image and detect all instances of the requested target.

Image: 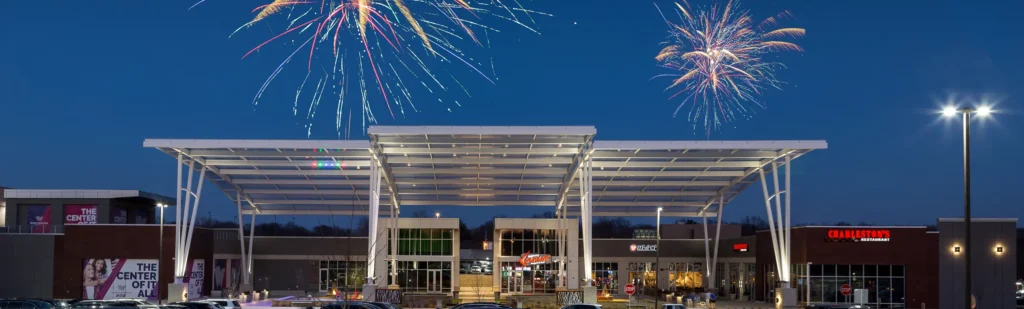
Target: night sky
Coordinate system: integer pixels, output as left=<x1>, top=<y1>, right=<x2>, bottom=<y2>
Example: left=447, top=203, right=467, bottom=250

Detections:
left=1, top=0, right=1022, bottom=227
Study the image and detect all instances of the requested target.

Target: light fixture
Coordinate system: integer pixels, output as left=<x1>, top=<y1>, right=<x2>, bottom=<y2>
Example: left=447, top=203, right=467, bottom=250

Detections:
left=435, top=212, right=440, bottom=218
left=977, top=106, right=993, bottom=116
left=941, top=107, right=958, bottom=117
left=952, top=245, right=962, bottom=255
left=657, top=207, right=664, bottom=212
left=994, top=245, right=1004, bottom=255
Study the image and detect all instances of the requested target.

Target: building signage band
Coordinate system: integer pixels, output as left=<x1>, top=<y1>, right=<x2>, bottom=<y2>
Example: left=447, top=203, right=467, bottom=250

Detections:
left=519, top=251, right=551, bottom=266
left=630, top=244, right=657, bottom=252
left=826, top=229, right=891, bottom=242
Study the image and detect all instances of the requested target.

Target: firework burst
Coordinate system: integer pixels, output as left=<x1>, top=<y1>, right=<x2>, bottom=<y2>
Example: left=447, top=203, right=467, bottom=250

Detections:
left=654, top=0, right=803, bottom=136
left=195, top=0, right=546, bottom=137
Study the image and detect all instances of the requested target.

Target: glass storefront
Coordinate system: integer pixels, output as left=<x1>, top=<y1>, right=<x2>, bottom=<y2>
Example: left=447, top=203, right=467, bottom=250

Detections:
left=499, top=229, right=558, bottom=256
left=387, top=261, right=452, bottom=293
left=500, top=261, right=558, bottom=294
left=626, top=262, right=657, bottom=293
left=796, top=264, right=906, bottom=309
left=667, top=262, right=703, bottom=290
left=592, top=262, right=619, bottom=293
left=396, top=228, right=454, bottom=256
left=318, top=260, right=367, bottom=292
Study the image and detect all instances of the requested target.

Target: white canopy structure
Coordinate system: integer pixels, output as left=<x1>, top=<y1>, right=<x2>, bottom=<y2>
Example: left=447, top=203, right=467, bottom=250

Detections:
left=144, top=125, right=826, bottom=300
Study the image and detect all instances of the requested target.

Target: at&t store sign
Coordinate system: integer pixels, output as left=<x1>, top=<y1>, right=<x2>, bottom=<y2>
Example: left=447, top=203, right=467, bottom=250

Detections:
left=630, top=244, right=657, bottom=252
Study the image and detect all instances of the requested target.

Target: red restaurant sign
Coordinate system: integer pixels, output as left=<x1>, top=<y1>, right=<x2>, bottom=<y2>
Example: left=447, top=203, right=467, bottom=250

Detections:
left=826, top=229, right=891, bottom=242
left=733, top=243, right=749, bottom=252
left=519, top=251, right=552, bottom=266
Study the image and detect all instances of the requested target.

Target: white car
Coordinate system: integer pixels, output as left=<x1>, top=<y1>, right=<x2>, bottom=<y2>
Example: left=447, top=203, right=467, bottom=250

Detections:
left=470, top=266, right=483, bottom=274
left=200, top=299, right=242, bottom=309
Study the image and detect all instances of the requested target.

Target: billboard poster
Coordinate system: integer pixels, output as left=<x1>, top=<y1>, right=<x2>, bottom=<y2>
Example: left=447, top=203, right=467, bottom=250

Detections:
left=27, top=205, right=52, bottom=233
left=82, top=259, right=159, bottom=300
left=184, top=259, right=205, bottom=299
left=213, top=259, right=227, bottom=290
left=65, top=205, right=98, bottom=225
left=113, top=208, right=128, bottom=224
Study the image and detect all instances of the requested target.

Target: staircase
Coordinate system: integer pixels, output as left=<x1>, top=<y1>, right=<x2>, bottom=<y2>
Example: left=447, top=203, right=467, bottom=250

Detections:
left=458, top=274, right=495, bottom=302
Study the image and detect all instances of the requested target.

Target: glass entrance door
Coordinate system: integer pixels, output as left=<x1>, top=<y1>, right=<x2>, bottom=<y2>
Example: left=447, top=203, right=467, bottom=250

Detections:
left=507, top=270, right=524, bottom=293
left=427, top=270, right=443, bottom=293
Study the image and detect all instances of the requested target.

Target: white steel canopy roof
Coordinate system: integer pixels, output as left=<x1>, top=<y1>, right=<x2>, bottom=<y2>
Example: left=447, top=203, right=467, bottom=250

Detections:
left=144, top=126, right=826, bottom=217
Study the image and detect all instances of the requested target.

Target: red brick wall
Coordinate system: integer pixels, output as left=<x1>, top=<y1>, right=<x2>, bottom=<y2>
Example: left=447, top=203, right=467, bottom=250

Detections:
left=756, top=227, right=938, bottom=307
left=54, top=225, right=213, bottom=300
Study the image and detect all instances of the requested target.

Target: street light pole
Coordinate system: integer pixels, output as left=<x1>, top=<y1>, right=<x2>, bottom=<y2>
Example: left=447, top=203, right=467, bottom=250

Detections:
left=961, top=108, right=972, bottom=309
left=943, top=105, right=990, bottom=309
left=157, top=203, right=166, bottom=304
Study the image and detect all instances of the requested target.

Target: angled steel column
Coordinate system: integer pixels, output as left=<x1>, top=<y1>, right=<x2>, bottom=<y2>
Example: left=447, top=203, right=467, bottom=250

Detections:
left=366, top=159, right=382, bottom=284
left=580, top=158, right=594, bottom=285
left=759, top=167, right=783, bottom=284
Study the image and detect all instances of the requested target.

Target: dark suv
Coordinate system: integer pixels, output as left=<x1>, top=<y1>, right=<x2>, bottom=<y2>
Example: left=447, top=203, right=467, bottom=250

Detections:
left=0, top=300, right=56, bottom=309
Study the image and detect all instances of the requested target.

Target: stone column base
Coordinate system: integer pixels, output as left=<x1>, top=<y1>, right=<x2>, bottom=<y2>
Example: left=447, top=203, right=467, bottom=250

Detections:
left=362, top=284, right=378, bottom=301
left=582, top=286, right=598, bottom=304
left=775, top=287, right=797, bottom=309
left=168, top=283, right=188, bottom=303
left=388, top=284, right=400, bottom=289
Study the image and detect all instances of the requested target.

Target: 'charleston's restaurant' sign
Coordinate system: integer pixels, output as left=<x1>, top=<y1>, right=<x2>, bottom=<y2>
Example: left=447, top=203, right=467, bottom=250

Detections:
left=826, top=229, right=891, bottom=242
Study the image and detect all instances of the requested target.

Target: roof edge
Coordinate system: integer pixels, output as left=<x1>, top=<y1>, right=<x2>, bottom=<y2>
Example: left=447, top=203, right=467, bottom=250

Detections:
left=368, top=125, right=597, bottom=136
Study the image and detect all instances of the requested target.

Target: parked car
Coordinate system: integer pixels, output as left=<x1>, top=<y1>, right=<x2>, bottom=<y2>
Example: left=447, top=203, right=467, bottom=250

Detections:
left=197, top=300, right=240, bottom=309
left=558, top=305, right=602, bottom=309
left=169, top=303, right=217, bottom=309
left=70, top=301, right=145, bottom=309
left=452, top=302, right=510, bottom=309
left=0, top=299, right=56, bottom=309
left=368, top=302, right=401, bottom=309
left=321, top=302, right=384, bottom=309
left=660, top=305, right=686, bottom=309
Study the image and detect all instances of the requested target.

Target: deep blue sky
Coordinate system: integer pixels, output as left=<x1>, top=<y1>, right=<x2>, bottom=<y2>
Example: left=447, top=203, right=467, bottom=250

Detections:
left=2, top=0, right=1022, bottom=227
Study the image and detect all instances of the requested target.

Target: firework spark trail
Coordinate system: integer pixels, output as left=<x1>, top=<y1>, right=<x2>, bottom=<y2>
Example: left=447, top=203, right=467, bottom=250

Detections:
left=201, top=0, right=544, bottom=136
left=654, top=0, right=803, bottom=136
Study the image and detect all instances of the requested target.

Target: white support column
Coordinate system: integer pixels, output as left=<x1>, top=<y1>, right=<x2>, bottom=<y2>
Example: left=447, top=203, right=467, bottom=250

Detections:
left=170, top=158, right=208, bottom=302
left=580, top=158, right=597, bottom=303
left=235, top=193, right=248, bottom=284
left=366, top=160, right=382, bottom=284
left=246, top=211, right=255, bottom=284
left=759, top=160, right=796, bottom=308
left=389, top=205, right=398, bottom=288
left=173, top=153, right=183, bottom=281
left=561, top=205, right=569, bottom=290
left=785, top=154, right=792, bottom=287
left=710, top=195, right=724, bottom=290
left=702, top=211, right=712, bottom=283
left=759, top=167, right=783, bottom=280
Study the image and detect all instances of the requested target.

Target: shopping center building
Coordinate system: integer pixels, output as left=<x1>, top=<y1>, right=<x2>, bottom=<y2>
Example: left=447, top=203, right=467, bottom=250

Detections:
left=0, top=125, right=1018, bottom=308
left=138, top=125, right=816, bottom=305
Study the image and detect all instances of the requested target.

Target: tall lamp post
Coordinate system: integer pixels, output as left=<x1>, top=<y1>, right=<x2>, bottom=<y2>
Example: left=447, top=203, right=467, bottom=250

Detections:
left=655, top=207, right=663, bottom=308
left=941, top=105, right=992, bottom=309
left=157, top=203, right=167, bottom=304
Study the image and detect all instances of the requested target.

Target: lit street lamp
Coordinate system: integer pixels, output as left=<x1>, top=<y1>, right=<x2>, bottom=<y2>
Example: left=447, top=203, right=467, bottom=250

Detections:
left=157, top=203, right=167, bottom=303
left=940, top=104, right=992, bottom=309
left=435, top=211, right=440, bottom=219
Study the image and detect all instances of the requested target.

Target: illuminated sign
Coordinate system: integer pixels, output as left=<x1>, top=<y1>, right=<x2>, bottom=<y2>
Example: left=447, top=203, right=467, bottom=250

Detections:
left=733, top=243, right=748, bottom=252
left=630, top=244, right=657, bottom=252
left=519, top=251, right=551, bottom=266
left=826, top=229, right=891, bottom=242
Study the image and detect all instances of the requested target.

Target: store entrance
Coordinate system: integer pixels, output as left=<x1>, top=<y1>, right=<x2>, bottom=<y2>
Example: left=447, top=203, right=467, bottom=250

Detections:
left=506, top=270, right=525, bottom=293
left=427, top=270, right=443, bottom=293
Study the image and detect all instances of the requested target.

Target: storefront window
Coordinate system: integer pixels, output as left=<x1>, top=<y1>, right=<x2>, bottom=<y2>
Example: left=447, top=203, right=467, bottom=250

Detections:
left=592, top=263, right=618, bottom=292
left=319, top=260, right=367, bottom=292
left=803, top=265, right=904, bottom=307
left=666, top=262, right=702, bottom=290
left=387, top=261, right=452, bottom=293
left=499, top=229, right=558, bottom=257
left=396, top=228, right=454, bottom=256
left=499, top=261, right=558, bottom=294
